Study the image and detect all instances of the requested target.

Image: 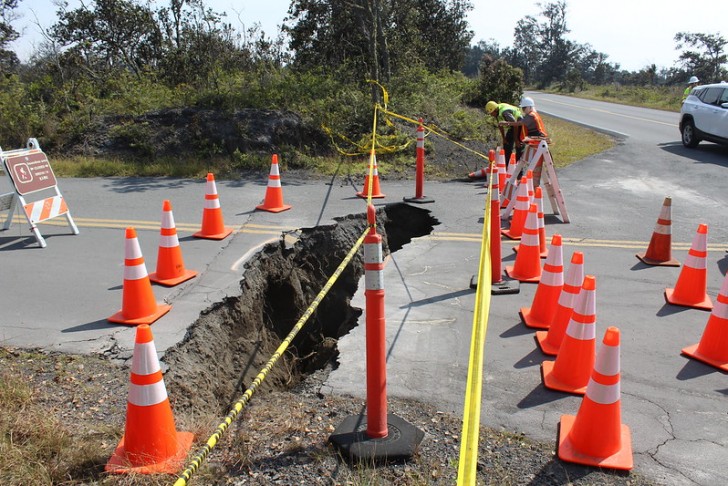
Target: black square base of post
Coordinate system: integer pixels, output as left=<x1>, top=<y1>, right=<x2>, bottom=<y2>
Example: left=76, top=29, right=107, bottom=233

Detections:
left=470, top=274, right=521, bottom=295
left=329, top=413, right=424, bottom=465
left=403, top=195, right=435, bottom=204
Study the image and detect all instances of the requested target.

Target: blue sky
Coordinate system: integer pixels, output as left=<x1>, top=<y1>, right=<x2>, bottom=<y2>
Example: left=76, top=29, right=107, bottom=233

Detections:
left=10, top=0, right=725, bottom=72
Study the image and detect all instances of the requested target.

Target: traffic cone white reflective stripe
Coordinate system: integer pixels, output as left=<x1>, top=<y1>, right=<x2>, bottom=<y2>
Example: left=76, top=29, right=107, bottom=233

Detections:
left=125, top=239, right=148, bottom=281
left=682, top=271, right=728, bottom=370
left=357, top=152, right=385, bottom=199
left=558, top=326, right=633, bottom=470
left=108, top=227, right=171, bottom=325
left=586, top=340, right=620, bottom=404
left=664, top=223, right=712, bottom=310
left=150, top=200, right=197, bottom=286
left=129, top=338, right=168, bottom=406
left=159, top=207, right=179, bottom=248
left=204, top=176, right=221, bottom=209
left=636, top=196, right=679, bottom=266
left=256, top=154, right=292, bottom=212
left=497, top=151, right=507, bottom=194
left=542, top=275, right=597, bottom=395
left=521, top=235, right=564, bottom=329
left=505, top=204, right=542, bottom=283
left=106, top=324, right=193, bottom=474
left=502, top=177, right=529, bottom=240
left=364, top=241, right=384, bottom=291
left=194, top=173, right=233, bottom=239
left=535, top=251, right=585, bottom=355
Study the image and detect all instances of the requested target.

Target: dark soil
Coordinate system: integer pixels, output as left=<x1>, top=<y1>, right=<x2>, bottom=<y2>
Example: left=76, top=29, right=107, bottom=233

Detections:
left=58, top=108, right=331, bottom=161
left=0, top=203, right=656, bottom=485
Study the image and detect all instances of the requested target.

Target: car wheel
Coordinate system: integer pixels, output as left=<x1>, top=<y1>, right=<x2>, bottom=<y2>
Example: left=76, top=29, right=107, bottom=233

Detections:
left=681, top=119, right=700, bottom=148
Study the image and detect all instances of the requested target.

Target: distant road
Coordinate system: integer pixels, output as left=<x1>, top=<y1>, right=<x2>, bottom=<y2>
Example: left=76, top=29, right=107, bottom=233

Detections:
left=526, top=91, right=680, bottom=144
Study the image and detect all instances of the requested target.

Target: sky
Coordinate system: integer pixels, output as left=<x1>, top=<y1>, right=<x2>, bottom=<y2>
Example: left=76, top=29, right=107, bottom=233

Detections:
left=9, top=0, right=725, bottom=73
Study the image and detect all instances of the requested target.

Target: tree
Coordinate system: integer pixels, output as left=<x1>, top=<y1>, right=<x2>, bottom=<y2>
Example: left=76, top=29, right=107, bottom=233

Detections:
left=50, top=0, right=163, bottom=77
left=462, top=40, right=502, bottom=78
left=0, top=0, right=20, bottom=72
left=511, top=1, right=577, bottom=87
left=156, top=0, right=247, bottom=86
left=674, top=32, right=727, bottom=83
left=468, top=55, right=523, bottom=108
left=285, top=0, right=473, bottom=92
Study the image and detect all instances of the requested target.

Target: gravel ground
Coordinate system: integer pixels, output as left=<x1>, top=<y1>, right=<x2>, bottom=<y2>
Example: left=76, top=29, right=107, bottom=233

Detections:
left=1, top=348, right=656, bottom=485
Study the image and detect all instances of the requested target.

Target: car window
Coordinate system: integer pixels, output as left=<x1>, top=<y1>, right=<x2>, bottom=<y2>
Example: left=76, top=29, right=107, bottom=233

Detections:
left=720, top=89, right=728, bottom=105
left=699, top=87, right=723, bottom=105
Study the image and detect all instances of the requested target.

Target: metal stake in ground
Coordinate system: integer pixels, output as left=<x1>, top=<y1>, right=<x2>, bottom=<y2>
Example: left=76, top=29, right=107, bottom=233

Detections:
left=329, top=204, right=424, bottom=464
left=403, top=119, right=434, bottom=204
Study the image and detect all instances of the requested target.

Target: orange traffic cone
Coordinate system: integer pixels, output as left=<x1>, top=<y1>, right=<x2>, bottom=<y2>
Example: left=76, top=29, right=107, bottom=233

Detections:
left=501, top=177, right=529, bottom=240
left=558, top=326, right=633, bottom=470
left=664, top=223, right=713, bottom=310
left=636, top=196, right=680, bottom=266
left=521, top=234, right=564, bottom=329
left=496, top=149, right=507, bottom=193
left=256, top=154, right=292, bottom=213
left=500, top=152, right=518, bottom=209
left=513, top=186, right=548, bottom=257
left=682, top=271, right=728, bottom=371
left=194, top=173, right=233, bottom=240
left=106, top=324, right=194, bottom=474
left=469, top=167, right=489, bottom=179
left=149, top=200, right=197, bottom=287
left=542, top=275, right=597, bottom=395
left=507, top=152, right=517, bottom=177
left=468, top=149, right=494, bottom=179
left=108, top=227, right=172, bottom=326
left=357, top=151, right=385, bottom=199
left=536, top=251, right=585, bottom=355
left=505, top=204, right=542, bottom=283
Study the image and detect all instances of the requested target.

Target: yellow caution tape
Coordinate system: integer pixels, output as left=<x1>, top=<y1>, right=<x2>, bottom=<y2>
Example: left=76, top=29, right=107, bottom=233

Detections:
left=456, top=173, right=494, bottom=485
left=173, top=226, right=369, bottom=486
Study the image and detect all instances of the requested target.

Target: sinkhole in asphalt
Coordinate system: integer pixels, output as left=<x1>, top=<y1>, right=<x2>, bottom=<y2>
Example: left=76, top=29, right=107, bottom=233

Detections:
left=162, top=203, right=439, bottom=414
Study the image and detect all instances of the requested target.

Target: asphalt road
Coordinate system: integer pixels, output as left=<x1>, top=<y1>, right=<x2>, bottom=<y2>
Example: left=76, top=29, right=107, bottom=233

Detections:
left=2, top=94, right=727, bottom=485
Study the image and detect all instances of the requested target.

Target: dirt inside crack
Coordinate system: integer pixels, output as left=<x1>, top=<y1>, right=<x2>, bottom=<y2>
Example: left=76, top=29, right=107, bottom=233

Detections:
left=162, top=203, right=439, bottom=415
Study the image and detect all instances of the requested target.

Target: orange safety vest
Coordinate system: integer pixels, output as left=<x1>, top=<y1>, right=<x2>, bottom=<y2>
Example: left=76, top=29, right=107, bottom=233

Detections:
left=521, top=110, right=548, bottom=139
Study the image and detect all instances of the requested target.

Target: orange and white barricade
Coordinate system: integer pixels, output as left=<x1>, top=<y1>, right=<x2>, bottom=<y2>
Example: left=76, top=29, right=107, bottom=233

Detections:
left=1, top=138, right=79, bottom=248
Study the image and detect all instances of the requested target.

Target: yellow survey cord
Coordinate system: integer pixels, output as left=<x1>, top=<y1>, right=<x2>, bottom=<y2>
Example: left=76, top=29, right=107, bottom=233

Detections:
left=456, top=173, right=493, bottom=485
left=367, top=104, right=379, bottom=205
left=173, top=226, right=369, bottom=486
left=376, top=105, right=489, bottom=163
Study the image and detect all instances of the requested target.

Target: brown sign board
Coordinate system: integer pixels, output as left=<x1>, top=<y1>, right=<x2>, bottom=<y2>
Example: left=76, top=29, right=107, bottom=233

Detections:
left=3, top=151, right=57, bottom=196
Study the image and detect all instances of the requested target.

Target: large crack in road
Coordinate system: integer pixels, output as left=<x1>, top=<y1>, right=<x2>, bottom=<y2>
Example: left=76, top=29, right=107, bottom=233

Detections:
left=162, top=203, right=439, bottom=414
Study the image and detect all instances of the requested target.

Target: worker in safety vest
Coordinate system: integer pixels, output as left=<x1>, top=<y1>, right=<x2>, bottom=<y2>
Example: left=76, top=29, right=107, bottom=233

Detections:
left=683, top=76, right=699, bottom=102
left=485, top=100, right=523, bottom=163
left=519, top=96, right=548, bottom=139
left=518, top=96, right=549, bottom=186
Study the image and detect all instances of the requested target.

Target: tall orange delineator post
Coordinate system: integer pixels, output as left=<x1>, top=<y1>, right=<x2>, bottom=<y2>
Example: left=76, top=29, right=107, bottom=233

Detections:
left=364, top=203, right=387, bottom=438
left=470, top=167, right=520, bottom=295
left=404, top=119, right=434, bottom=204
left=329, top=204, right=423, bottom=463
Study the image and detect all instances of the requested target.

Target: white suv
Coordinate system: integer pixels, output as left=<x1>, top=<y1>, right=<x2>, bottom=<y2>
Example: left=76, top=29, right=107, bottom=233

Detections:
left=680, top=82, right=728, bottom=148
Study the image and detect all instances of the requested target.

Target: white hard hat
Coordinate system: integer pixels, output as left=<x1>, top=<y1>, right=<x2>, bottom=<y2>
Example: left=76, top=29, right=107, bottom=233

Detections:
left=688, top=76, right=699, bottom=84
left=520, top=96, right=535, bottom=108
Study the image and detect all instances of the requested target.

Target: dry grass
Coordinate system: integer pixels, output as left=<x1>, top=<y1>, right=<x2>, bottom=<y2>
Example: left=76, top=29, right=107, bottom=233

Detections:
left=543, top=114, right=616, bottom=168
